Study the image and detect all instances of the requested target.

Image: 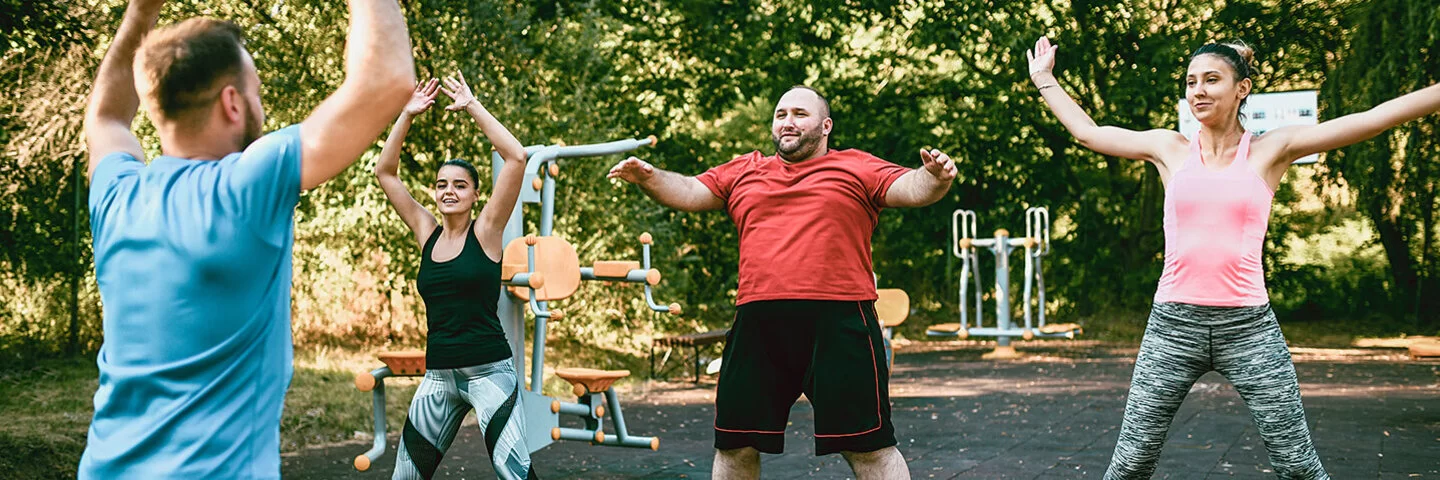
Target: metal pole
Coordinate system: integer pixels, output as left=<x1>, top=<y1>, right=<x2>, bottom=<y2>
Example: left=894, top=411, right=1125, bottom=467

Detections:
left=68, top=160, right=81, bottom=355
left=993, top=230, right=1011, bottom=348
left=496, top=151, right=527, bottom=385
left=539, top=163, right=556, bottom=236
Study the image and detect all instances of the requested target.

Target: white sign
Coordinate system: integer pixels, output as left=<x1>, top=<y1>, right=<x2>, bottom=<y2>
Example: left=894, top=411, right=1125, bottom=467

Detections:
left=1178, top=90, right=1320, bottom=164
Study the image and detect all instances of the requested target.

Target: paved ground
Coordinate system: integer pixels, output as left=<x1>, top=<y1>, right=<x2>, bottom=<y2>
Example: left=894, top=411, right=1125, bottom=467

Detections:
left=283, top=341, right=1440, bottom=479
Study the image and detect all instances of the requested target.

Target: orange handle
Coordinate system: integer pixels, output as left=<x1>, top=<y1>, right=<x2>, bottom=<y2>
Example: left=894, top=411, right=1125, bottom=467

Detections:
left=354, top=372, right=376, bottom=392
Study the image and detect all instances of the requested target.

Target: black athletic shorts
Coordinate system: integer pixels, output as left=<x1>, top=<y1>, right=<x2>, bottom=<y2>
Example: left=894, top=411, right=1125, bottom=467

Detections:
left=713, top=299, right=896, bottom=455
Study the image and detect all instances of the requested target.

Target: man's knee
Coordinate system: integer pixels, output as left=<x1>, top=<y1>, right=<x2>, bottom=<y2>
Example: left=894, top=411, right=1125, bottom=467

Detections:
left=716, top=446, right=760, bottom=460
left=839, top=446, right=894, bottom=464
left=713, top=447, right=761, bottom=480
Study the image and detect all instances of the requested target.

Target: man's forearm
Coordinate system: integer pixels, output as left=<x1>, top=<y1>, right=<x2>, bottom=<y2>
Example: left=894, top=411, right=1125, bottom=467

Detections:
left=637, top=169, right=712, bottom=212
left=87, top=0, right=165, bottom=124
left=892, top=169, right=951, bottom=207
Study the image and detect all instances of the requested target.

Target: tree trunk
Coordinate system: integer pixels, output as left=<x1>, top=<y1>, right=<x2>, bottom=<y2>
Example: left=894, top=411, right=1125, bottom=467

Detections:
left=1371, top=211, right=1418, bottom=314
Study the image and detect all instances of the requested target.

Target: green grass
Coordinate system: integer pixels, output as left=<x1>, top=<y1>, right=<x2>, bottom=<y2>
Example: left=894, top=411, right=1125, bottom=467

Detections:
left=0, top=357, right=94, bottom=480
left=0, top=351, right=426, bottom=478
left=0, top=339, right=668, bottom=476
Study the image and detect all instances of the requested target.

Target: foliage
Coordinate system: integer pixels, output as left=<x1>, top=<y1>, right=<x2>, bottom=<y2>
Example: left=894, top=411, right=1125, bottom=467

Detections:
left=1320, top=0, right=1440, bottom=326
left=2, top=0, right=1434, bottom=365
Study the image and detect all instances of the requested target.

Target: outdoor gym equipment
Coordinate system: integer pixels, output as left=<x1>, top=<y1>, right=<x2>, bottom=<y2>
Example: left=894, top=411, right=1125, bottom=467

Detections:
left=351, top=136, right=681, bottom=471
left=876, top=287, right=909, bottom=368
left=926, top=207, right=1081, bottom=358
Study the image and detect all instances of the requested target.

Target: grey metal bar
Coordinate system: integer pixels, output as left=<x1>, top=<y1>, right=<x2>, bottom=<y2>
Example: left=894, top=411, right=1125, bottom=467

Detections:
left=554, top=401, right=595, bottom=417
left=580, top=268, right=653, bottom=283
left=355, top=366, right=394, bottom=470
left=929, top=327, right=1076, bottom=339
left=993, top=230, right=1013, bottom=348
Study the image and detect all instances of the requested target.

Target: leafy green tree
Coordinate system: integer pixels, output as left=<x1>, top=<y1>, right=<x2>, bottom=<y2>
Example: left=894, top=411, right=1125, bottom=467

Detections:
left=1321, top=0, right=1440, bottom=326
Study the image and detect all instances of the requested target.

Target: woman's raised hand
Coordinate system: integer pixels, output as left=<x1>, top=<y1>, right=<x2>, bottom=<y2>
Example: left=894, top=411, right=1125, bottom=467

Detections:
left=440, top=71, right=479, bottom=111
left=1026, top=36, right=1059, bottom=80
left=404, top=78, right=440, bottom=116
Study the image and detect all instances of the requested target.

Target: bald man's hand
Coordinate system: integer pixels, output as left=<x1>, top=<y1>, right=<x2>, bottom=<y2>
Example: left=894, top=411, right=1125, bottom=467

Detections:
left=607, top=156, right=657, bottom=184
left=919, top=148, right=957, bottom=182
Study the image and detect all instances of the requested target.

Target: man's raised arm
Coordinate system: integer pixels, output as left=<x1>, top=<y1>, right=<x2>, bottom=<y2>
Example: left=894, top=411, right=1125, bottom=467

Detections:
left=297, top=0, right=416, bottom=190
left=84, top=0, right=165, bottom=177
left=607, top=156, right=725, bottom=212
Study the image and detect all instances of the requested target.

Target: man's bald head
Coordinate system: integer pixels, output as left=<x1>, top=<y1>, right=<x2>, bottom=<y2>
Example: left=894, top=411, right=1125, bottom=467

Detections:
left=780, top=85, right=830, bottom=119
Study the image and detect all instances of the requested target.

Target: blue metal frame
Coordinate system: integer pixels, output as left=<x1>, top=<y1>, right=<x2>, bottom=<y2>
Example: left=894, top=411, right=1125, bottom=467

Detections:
left=929, top=207, right=1075, bottom=347
left=353, top=137, right=677, bottom=470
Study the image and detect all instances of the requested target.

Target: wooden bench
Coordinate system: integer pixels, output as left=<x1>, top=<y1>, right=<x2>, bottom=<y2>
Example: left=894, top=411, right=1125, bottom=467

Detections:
left=1410, top=339, right=1440, bottom=360
left=651, top=329, right=729, bottom=383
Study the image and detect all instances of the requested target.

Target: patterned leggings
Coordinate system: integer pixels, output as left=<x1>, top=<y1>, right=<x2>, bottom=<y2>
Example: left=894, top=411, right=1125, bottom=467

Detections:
left=1104, top=302, right=1328, bottom=479
left=393, top=359, right=537, bottom=480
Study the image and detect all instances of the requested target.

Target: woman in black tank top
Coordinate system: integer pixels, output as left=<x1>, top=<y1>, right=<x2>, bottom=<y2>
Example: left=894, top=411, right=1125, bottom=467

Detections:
left=373, top=73, right=539, bottom=479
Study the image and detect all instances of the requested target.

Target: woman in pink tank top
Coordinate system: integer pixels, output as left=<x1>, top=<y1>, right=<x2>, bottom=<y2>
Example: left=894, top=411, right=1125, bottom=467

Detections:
left=1027, top=36, right=1440, bottom=480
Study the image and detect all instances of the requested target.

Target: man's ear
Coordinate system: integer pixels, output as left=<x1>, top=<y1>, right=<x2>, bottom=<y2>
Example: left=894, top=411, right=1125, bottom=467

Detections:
left=218, top=84, right=244, bottom=125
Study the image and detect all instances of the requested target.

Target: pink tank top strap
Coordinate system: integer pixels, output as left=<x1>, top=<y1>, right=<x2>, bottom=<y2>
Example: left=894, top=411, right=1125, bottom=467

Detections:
left=1233, top=131, right=1254, bottom=168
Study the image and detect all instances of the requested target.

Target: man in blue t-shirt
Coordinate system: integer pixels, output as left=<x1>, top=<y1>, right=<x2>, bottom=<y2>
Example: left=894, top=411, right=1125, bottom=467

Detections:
left=80, top=1, right=415, bottom=478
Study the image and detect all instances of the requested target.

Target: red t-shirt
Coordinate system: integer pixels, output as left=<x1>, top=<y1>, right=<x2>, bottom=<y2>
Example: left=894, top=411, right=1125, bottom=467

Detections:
left=696, top=149, right=911, bottom=305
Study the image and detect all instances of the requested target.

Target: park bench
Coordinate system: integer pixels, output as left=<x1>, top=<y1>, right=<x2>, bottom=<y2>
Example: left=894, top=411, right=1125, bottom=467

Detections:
left=651, top=328, right=729, bottom=383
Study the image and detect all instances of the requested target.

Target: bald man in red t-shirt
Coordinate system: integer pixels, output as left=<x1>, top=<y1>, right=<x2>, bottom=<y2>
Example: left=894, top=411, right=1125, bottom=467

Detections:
left=608, top=86, right=955, bottom=480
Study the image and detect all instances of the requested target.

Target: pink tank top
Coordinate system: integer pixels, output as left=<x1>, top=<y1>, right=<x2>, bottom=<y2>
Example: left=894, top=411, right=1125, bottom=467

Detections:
left=1154, top=131, right=1273, bottom=306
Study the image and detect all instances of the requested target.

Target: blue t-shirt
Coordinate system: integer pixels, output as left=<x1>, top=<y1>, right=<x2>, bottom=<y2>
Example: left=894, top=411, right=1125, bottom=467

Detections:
left=79, top=126, right=303, bottom=479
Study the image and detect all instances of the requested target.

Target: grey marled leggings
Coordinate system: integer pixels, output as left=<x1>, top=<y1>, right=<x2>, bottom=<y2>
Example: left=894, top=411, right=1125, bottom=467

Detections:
left=392, top=359, right=536, bottom=480
left=1105, top=302, right=1328, bottom=479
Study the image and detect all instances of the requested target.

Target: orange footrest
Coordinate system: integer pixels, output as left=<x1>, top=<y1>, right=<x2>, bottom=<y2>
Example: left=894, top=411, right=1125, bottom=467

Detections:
left=379, top=351, right=427, bottom=376
left=1038, top=323, right=1083, bottom=335
left=592, top=261, right=641, bottom=278
left=555, top=367, right=630, bottom=396
left=927, top=323, right=963, bottom=333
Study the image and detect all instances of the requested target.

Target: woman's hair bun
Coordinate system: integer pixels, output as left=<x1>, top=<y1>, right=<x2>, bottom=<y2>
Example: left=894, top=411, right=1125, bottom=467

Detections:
left=1222, top=40, right=1255, bottom=67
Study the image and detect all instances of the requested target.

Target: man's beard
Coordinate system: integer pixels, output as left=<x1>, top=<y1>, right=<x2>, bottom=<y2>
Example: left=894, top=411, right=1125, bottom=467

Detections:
left=773, top=128, right=822, bottom=161
left=239, top=102, right=262, bottom=149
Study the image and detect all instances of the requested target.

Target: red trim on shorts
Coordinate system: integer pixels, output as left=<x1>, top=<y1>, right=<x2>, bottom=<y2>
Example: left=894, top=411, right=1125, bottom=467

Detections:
left=813, top=302, right=884, bottom=438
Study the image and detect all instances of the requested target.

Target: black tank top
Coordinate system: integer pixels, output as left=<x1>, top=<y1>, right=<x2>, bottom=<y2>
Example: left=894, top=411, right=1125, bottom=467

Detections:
left=416, top=222, right=510, bottom=369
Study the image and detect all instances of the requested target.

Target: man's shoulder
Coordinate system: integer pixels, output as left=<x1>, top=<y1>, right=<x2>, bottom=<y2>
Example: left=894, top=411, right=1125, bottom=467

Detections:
left=91, top=151, right=144, bottom=183
left=236, top=126, right=303, bottom=161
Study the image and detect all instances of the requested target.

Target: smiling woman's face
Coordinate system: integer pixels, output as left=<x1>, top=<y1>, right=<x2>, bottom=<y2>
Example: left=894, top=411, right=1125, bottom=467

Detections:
left=433, top=165, right=478, bottom=215
left=1185, top=53, right=1250, bottom=127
